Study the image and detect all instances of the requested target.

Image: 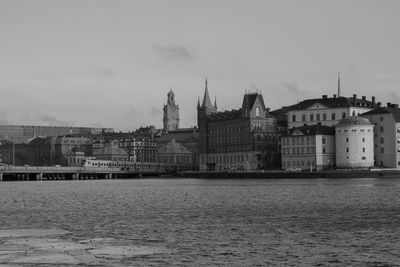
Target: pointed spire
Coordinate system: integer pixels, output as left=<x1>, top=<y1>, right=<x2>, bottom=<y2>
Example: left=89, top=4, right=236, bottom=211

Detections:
left=197, top=97, right=200, bottom=108
left=338, top=72, right=341, bottom=97
left=214, top=96, right=217, bottom=109
left=202, top=77, right=213, bottom=108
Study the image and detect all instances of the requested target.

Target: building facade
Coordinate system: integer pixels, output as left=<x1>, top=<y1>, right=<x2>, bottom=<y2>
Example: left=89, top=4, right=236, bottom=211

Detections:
left=157, top=128, right=199, bottom=170
left=197, top=82, right=279, bottom=171
left=163, top=89, right=180, bottom=132
left=281, top=125, right=335, bottom=171
left=285, top=94, right=378, bottom=129
left=335, top=116, right=374, bottom=168
left=156, top=139, right=192, bottom=170
left=361, top=104, right=400, bottom=168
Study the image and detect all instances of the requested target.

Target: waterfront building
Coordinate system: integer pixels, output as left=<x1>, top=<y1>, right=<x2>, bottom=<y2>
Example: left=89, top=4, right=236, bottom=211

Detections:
left=53, top=136, right=93, bottom=166
left=92, top=132, right=157, bottom=162
left=281, top=125, right=335, bottom=171
left=163, top=89, right=180, bottom=132
left=156, top=139, right=192, bottom=170
left=157, top=128, right=199, bottom=170
left=285, top=94, right=378, bottom=129
left=335, top=116, right=374, bottom=168
left=197, top=81, right=279, bottom=171
left=0, top=125, right=112, bottom=144
left=92, top=139, right=129, bottom=161
left=361, top=104, right=400, bottom=168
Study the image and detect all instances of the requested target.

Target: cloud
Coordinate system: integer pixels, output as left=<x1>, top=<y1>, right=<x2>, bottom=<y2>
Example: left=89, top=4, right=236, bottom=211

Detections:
left=92, top=67, right=116, bottom=78
left=150, top=107, right=162, bottom=117
left=38, top=114, right=72, bottom=126
left=284, top=82, right=302, bottom=94
left=155, top=45, right=194, bottom=61
left=389, top=92, right=400, bottom=104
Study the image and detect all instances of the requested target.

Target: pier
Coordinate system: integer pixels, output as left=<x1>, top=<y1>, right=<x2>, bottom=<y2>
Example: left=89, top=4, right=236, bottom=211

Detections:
left=0, top=165, right=168, bottom=181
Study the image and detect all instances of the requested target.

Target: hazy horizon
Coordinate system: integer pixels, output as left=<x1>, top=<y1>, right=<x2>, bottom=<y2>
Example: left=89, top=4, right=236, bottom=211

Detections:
left=1, top=0, right=399, bottom=131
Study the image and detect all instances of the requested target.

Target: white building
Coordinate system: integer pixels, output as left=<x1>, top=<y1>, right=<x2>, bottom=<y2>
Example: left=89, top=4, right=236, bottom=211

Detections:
left=335, top=116, right=374, bottom=168
left=361, top=105, right=400, bottom=169
left=281, top=125, right=335, bottom=171
left=286, top=94, right=377, bottom=129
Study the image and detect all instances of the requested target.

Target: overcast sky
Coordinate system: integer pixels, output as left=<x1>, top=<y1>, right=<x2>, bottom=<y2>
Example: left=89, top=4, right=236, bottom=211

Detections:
left=1, top=0, right=399, bottom=131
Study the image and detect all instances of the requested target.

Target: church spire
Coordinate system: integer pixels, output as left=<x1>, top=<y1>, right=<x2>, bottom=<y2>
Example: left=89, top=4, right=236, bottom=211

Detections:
left=202, top=77, right=213, bottom=108
left=338, top=72, right=341, bottom=97
left=197, top=97, right=200, bottom=108
left=214, top=96, right=217, bottom=109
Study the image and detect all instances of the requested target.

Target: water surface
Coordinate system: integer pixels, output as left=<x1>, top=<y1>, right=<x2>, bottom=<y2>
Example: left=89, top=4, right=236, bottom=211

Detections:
left=1, top=178, right=399, bottom=266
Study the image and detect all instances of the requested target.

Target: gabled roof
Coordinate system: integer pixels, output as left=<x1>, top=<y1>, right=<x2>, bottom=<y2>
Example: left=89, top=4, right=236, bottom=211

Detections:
left=281, top=124, right=335, bottom=137
left=242, top=93, right=265, bottom=111
left=361, top=107, right=400, bottom=122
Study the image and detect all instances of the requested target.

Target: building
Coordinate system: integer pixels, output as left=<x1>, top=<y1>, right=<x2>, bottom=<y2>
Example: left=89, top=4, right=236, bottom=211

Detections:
left=53, top=136, right=93, bottom=166
left=92, top=139, right=129, bottom=161
left=92, top=132, right=157, bottom=162
left=335, top=116, right=374, bottom=168
left=163, top=89, right=180, bottom=132
left=156, top=139, right=192, bottom=170
left=281, top=125, right=335, bottom=171
left=0, top=125, right=112, bottom=144
left=157, top=128, right=199, bottom=170
left=197, top=81, right=279, bottom=171
left=361, top=104, right=400, bottom=168
left=285, top=94, right=378, bottom=129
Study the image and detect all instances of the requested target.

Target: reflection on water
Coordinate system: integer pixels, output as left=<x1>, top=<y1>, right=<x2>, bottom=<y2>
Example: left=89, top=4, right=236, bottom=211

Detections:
left=1, top=178, right=400, bottom=266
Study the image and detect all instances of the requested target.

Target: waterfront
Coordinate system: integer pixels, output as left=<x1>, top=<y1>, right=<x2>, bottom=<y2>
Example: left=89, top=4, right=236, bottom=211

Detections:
left=1, top=178, right=400, bottom=266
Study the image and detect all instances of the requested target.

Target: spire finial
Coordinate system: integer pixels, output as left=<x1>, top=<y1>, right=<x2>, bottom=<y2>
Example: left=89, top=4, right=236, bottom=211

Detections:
left=205, top=77, right=208, bottom=90
left=214, top=96, right=217, bottom=109
left=338, top=72, right=341, bottom=97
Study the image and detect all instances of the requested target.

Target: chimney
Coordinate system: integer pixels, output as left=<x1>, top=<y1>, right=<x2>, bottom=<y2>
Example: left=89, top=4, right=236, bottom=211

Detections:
left=372, top=96, right=376, bottom=106
left=362, top=96, right=366, bottom=101
left=333, top=94, right=337, bottom=98
left=353, top=94, right=357, bottom=105
left=322, top=95, right=327, bottom=99
left=377, top=102, right=381, bottom=107
left=387, top=102, right=391, bottom=107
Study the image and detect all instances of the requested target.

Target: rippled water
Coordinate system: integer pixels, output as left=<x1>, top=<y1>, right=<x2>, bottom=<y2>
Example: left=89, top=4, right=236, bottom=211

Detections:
left=1, top=178, right=400, bottom=266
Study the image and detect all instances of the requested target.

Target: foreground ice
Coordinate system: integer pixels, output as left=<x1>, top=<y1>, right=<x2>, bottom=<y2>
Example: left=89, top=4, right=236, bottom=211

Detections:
left=0, top=228, right=165, bottom=265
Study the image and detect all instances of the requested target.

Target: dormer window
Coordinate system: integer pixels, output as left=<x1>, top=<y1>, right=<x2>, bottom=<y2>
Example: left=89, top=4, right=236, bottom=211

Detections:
left=256, top=107, right=260, bottom=117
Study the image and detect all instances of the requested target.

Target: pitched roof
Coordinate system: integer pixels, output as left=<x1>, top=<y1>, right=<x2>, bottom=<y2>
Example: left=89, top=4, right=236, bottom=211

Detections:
left=361, top=107, right=400, bottom=122
left=281, top=124, right=335, bottom=137
left=208, top=109, right=242, bottom=122
left=157, top=139, right=191, bottom=154
left=280, top=96, right=376, bottom=111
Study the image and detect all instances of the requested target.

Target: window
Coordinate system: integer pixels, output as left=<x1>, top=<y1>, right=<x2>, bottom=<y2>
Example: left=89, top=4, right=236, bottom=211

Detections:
left=363, top=138, right=365, bottom=142
left=363, top=147, right=365, bottom=152
left=316, top=114, right=320, bottom=121
left=310, top=114, right=314, bottom=121
left=323, top=113, right=327, bottom=120
left=397, top=127, right=400, bottom=133
left=322, top=148, right=326, bottom=154
left=380, top=117, right=384, bottom=121
left=381, top=147, right=384, bottom=153
left=380, top=126, right=384, bottom=133
left=398, top=161, right=400, bottom=166
left=362, top=157, right=366, bottom=160
left=322, top=138, right=326, bottom=144
left=342, top=112, right=346, bottom=119
left=256, top=107, right=260, bottom=117
left=292, top=115, right=296, bottom=122
left=346, top=138, right=349, bottom=142
left=397, top=138, right=400, bottom=144
left=332, top=113, right=336, bottom=120
left=302, top=114, right=306, bottom=121
left=346, top=147, right=349, bottom=153
left=380, top=137, right=384, bottom=144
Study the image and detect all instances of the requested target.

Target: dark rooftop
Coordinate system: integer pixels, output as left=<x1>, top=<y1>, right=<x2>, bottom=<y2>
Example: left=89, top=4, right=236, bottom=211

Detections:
left=281, top=124, right=335, bottom=137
